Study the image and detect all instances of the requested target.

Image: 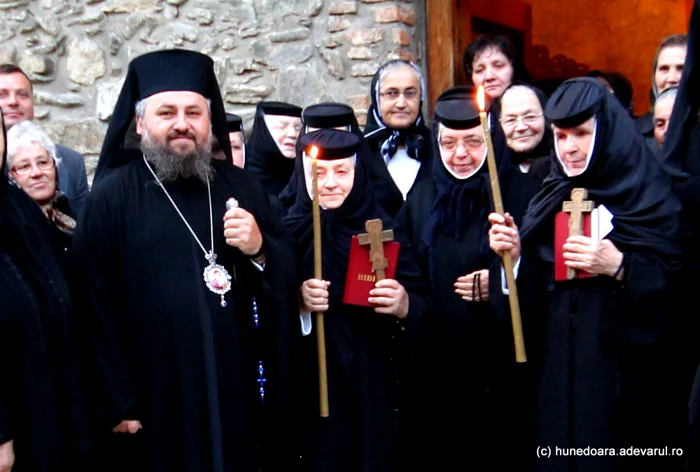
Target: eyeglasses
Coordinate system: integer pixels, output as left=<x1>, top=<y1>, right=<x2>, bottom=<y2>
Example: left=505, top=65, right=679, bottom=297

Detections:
left=499, top=113, right=543, bottom=129
left=438, top=137, right=485, bottom=152
left=11, top=157, right=55, bottom=175
left=379, top=88, right=420, bottom=102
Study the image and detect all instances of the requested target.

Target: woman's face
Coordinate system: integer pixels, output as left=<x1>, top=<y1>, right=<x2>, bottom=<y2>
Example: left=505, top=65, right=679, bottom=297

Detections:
left=471, top=46, right=514, bottom=100
left=553, top=117, right=596, bottom=176
left=10, top=144, right=57, bottom=204
left=378, top=65, right=422, bottom=129
left=438, top=124, right=486, bottom=177
left=311, top=157, right=355, bottom=210
left=228, top=131, right=244, bottom=168
left=264, top=114, right=302, bottom=158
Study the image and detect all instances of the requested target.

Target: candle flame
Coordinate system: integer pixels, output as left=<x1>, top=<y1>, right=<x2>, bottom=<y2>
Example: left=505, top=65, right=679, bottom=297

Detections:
left=476, top=85, right=486, bottom=112
left=309, top=145, right=319, bottom=160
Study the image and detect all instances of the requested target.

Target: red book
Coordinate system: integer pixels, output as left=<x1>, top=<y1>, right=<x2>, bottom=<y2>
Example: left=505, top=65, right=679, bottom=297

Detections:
left=342, top=236, right=401, bottom=307
left=554, top=211, right=595, bottom=281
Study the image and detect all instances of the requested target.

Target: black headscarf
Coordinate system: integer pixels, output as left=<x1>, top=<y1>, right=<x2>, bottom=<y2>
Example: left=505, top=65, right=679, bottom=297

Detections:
left=520, top=77, right=683, bottom=260
left=363, top=60, right=431, bottom=163
left=664, top=2, right=700, bottom=182
left=421, top=86, right=511, bottom=257
left=93, top=49, right=232, bottom=185
left=501, top=81, right=553, bottom=165
left=284, top=129, right=393, bottom=298
left=244, top=101, right=302, bottom=197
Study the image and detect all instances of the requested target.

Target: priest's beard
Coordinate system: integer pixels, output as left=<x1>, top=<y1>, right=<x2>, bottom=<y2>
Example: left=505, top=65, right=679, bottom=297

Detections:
left=141, top=127, right=214, bottom=184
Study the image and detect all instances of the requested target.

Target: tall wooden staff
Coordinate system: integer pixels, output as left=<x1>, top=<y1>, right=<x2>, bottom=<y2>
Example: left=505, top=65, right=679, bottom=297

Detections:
left=309, top=146, right=330, bottom=416
left=476, top=85, right=527, bottom=363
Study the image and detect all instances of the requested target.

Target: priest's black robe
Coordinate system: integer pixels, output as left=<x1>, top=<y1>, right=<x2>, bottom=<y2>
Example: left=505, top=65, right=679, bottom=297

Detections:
left=72, top=158, right=302, bottom=472
left=1, top=181, right=90, bottom=471
left=284, top=151, right=430, bottom=472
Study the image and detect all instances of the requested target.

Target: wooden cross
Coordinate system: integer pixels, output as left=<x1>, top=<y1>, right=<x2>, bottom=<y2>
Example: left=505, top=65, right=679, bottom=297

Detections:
left=562, top=188, right=594, bottom=279
left=358, top=219, right=394, bottom=281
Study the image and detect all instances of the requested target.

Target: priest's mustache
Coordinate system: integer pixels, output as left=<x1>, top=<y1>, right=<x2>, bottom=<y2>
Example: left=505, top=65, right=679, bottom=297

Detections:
left=167, top=130, right=197, bottom=141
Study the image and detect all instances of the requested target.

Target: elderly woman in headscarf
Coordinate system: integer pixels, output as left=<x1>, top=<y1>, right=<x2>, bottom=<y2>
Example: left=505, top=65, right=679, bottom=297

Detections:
left=363, top=60, right=433, bottom=217
left=489, top=77, right=685, bottom=472
left=6, top=120, right=75, bottom=260
left=0, top=109, right=91, bottom=471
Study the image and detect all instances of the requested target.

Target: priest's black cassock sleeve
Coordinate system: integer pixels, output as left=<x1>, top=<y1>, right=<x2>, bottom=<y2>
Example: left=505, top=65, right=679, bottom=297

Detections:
left=73, top=158, right=302, bottom=472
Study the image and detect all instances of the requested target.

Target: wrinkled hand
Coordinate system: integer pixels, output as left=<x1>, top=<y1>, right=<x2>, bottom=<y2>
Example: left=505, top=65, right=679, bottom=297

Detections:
left=223, top=208, right=263, bottom=256
left=454, top=269, right=489, bottom=302
left=301, top=279, right=330, bottom=313
left=112, top=420, right=142, bottom=434
left=488, top=212, right=521, bottom=261
left=563, top=236, right=623, bottom=277
left=0, top=440, right=13, bottom=472
left=368, top=279, right=409, bottom=319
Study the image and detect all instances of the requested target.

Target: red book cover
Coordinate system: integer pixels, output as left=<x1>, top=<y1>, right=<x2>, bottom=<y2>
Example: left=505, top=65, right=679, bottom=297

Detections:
left=554, top=211, right=595, bottom=281
left=342, top=236, right=401, bottom=307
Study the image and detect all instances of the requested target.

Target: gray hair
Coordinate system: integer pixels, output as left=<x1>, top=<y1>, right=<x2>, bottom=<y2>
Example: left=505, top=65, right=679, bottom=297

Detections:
left=135, top=96, right=213, bottom=119
left=6, top=120, right=60, bottom=169
left=654, top=86, right=678, bottom=111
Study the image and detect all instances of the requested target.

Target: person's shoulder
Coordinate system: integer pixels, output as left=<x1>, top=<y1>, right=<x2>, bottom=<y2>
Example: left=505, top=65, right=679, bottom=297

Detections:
left=635, top=112, right=654, bottom=135
left=55, top=144, right=84, bottom=161
left=89, top=160, right=142, bottom=198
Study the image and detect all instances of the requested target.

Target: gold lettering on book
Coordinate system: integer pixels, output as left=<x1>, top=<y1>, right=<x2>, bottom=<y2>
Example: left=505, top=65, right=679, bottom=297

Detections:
left=357, top=274, right=377, bottom=282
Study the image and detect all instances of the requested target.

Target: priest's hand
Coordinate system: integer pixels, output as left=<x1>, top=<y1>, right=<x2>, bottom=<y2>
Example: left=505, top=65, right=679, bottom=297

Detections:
left=488, top=212, right=521, bottom=261
left=369, top=279, right=409, bottom=319
left=112, top=420, right=143, bottom=434
left=223, top=207, right=263, bottom=256
left=563, top=236, right=623, bottom=277
left=0, top=440, right=13, bottom=472
left=301, top=278, right=330, bottom=313
left=454, top=269, right=489, bottom=302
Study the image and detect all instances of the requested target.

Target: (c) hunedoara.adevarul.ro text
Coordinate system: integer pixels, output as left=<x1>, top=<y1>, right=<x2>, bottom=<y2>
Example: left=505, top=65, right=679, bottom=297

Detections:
left=536, top=446, right=684, bottom=459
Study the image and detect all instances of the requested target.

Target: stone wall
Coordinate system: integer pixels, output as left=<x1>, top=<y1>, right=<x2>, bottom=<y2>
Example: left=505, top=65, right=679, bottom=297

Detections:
left=0, top=0, right=423, bottom=177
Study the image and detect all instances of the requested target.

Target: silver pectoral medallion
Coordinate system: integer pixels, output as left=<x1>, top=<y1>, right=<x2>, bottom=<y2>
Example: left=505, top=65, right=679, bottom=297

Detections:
left=203, top=252, right=232, bottom=307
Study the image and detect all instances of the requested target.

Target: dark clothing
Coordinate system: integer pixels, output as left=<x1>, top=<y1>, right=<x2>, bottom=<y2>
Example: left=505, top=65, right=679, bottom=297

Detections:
left=56, top=144, right=89, bottom=219
left=1, top=179, right=90, bottom=471
left=513, top=78, right=685, bottom=472
left=285, top=153, right=430, bottom=472
left=73, top=158, right=302, bottom=472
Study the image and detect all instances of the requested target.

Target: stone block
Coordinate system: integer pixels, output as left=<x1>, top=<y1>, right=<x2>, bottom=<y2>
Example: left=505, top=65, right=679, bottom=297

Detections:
left=328, top=17, right=351, bottom=33
left=347, top=27, right=383, bottom=46
left=329, top=1, right=358, bottom=15
left=347, top=46, right=374, bottom=60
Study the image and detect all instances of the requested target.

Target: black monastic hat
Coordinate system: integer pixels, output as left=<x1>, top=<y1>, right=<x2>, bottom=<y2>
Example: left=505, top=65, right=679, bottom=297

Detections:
left=93, top=49, right=232, bottom=183
left=258, top=101, right=302, bottom=117
left=302, top=102, right=356, bottom=129
left=225, top=113, right=243, bottom=133
left=299, top=128, right=361, bottom=160
left=434, top=85, right=482, bottom=130
left=545, top=78, right=605, bottom=129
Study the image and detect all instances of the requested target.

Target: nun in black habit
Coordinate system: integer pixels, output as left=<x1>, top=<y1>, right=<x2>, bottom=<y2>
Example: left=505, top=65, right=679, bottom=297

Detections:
left=244, top=101, right=302, bottom=198
left=363, top=60, right=433, bottom=217
left=0, top=107, right=91, bottom=471
left=395, top=86, right=529, bottom=469
left=284, top=129, right=430, bottom=472
left=498, top=81, right=553, bottom=218
left=278, top=102, right=369, bottom=213
left=489, top=77, right=685, bottom=472
left=73, top=49, right=302, bottom=472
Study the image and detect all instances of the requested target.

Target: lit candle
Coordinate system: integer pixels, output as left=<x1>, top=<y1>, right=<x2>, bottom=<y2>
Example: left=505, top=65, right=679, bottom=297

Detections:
left=309, top=145, right=330, bottom=416
left=476, top=85, right=527, bottom=363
